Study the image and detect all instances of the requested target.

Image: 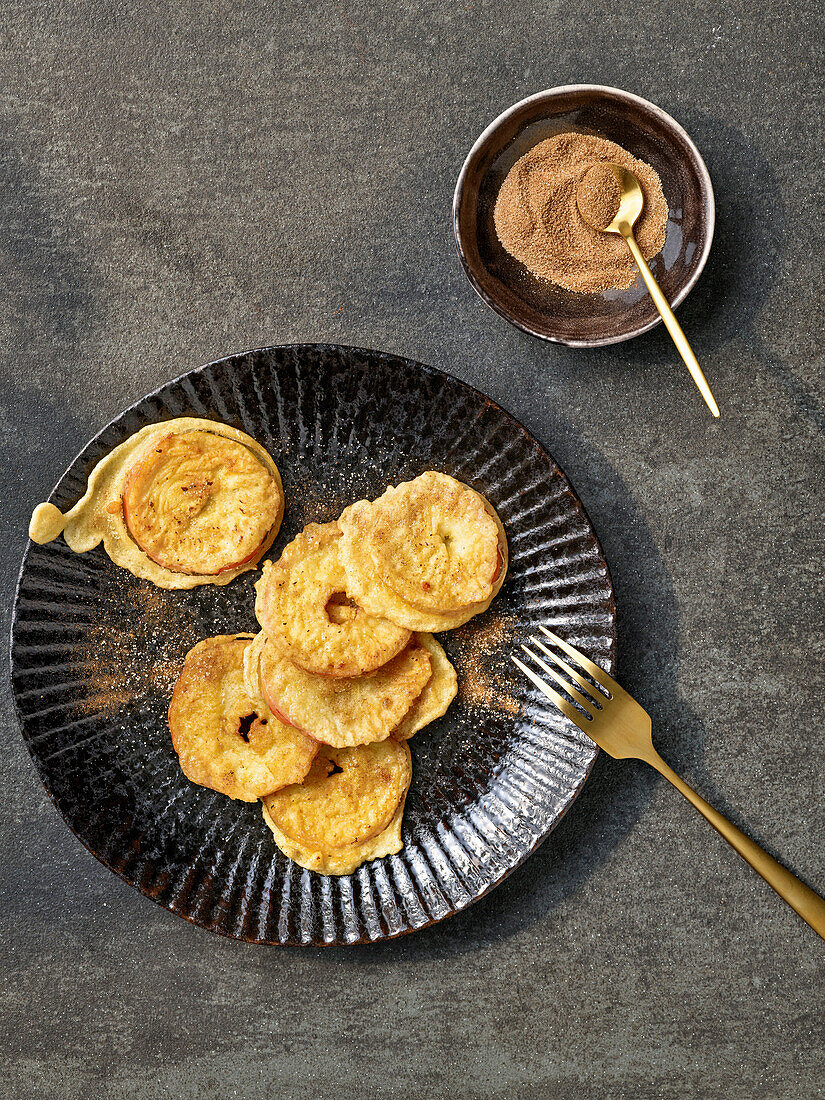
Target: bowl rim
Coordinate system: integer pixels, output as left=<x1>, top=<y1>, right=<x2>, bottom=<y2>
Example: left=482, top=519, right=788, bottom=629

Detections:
left=453, top=83, right=716, bottom=348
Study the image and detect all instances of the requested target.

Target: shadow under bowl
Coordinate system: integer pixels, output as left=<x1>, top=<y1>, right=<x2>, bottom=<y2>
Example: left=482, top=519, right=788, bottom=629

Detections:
left=453, top=85, right=715, bottom=347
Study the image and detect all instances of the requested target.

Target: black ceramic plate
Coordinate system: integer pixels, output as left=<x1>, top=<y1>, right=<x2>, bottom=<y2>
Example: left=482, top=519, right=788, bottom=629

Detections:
left=11, top=345, right=615, bottom=945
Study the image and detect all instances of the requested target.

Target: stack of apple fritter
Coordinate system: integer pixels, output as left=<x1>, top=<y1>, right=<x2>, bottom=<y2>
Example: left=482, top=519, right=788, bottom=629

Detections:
left=168, top=472, right=507, bottom=875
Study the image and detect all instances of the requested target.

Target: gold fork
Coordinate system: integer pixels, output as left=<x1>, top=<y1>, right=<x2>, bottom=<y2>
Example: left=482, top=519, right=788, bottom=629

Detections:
left=513, top=626, right=825, bottom=941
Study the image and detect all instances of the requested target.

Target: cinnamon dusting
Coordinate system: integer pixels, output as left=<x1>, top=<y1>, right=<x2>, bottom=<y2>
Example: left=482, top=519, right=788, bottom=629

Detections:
left=75, top=584, right=186, bottom=715
left=450, top=610, right=522, bottom=719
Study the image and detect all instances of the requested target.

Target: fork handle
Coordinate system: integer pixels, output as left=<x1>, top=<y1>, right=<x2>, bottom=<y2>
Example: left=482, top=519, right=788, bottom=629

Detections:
left=648, top=751, right=825, bottom=940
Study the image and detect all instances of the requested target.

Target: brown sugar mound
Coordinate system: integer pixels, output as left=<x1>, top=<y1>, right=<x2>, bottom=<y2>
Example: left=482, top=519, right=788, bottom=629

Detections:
left=493, top=132, right=668, bottom=293
left=576, top=163, right=623, bottom=231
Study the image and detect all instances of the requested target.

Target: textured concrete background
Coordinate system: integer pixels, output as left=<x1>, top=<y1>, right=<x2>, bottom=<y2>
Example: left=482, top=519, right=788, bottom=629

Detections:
left=1, top=2, right=823, bottom=1097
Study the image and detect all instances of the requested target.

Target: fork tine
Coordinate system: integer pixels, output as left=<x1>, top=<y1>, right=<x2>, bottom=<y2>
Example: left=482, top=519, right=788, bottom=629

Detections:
left=530, top=637, right=610, bottom=701
left=511, top=655, right=593, bottom=735
left=520, top=645, right=598, bottom=714
left=538, top=626, right=616, bottom=693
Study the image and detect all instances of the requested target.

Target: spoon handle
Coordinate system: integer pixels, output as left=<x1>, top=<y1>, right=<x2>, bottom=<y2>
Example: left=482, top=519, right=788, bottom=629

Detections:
left=623, top=231, right=720, bottom=419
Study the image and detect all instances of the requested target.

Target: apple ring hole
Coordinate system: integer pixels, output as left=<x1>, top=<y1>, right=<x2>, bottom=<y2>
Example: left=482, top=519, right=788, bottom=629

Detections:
left=325, top=592, right=359, bottom=625
left=237, top=712, right=267, bottom=742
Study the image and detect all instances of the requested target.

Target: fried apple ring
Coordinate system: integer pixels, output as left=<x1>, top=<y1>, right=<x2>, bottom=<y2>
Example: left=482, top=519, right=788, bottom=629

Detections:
left=168, top=635, right=317, bottom=801
left=255, top=522, right=410, bottom=677
left=254, top=631, right=432, bottom=747
left=29, top=417, right=284, bottom=590
left=339, top=473, right=508, bottom=631
left=391, top=633, right=458, bottom=741
left=123, top=430, right=281, bottom=575
left=261, top=740, right=411, bottom=875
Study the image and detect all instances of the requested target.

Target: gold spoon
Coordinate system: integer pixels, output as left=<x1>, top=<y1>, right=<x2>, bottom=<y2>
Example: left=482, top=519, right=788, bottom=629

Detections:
left=577, top=163, right=720, bottom=419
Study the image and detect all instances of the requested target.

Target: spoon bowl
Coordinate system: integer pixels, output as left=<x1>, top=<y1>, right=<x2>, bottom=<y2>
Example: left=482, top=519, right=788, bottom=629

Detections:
left=601, top=164, right=644, bottom=234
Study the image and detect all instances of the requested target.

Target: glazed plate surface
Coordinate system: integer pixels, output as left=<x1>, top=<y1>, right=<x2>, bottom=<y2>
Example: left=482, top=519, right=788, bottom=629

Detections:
left=11, top=345, right=616, bottom=944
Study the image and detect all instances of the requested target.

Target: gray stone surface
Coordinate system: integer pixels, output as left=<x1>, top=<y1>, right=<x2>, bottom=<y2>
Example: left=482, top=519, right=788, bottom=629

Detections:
left=1, top=1, right=823, bottom=1097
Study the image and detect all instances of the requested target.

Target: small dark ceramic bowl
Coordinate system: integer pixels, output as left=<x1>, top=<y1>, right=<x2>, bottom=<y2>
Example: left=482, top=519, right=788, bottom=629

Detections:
left=453, top=85, right=714, bottom=347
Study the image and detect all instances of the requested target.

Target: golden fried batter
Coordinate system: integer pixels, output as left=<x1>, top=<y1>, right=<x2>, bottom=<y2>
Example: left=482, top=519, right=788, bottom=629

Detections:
left=392, top=633, right=458, bottom=741
left=261, top=740, right=411, bottom=875
left=339, top=473, right=508, bottom=631
left=29, top=417, right=284, bottom=590
left=168, top=635, right=317, bottom=801
left=123, top=430, right=281, bottom=575
left=255, top=522, right=410, bottom=677
left=255, top=631, right=432, bottom=747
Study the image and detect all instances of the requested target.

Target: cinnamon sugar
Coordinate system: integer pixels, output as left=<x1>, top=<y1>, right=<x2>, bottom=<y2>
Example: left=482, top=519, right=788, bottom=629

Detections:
left=75, top=584, right=184, bottom=715
left=494, top=132, right=668, bottom=293
left=576, top=163, right=622, bottom=230
left=450, top=610, right=522, bottom=719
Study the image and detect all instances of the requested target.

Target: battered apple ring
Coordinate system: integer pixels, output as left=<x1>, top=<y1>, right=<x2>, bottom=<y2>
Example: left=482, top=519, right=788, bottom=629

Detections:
left=122, top=430, right=281, bottom=575
left=391, top=633, right=458, bottom=741
left=254, top=522, right=410, bottom=677
left=168, top=634, right=317, bottom=801
left=339, top=472, right=508, bottom=631
left=29, top=417, right=284, bottom=590
left=251, top=630, right=432, bottom=747
left=261, top=740, right=412, bottom=875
